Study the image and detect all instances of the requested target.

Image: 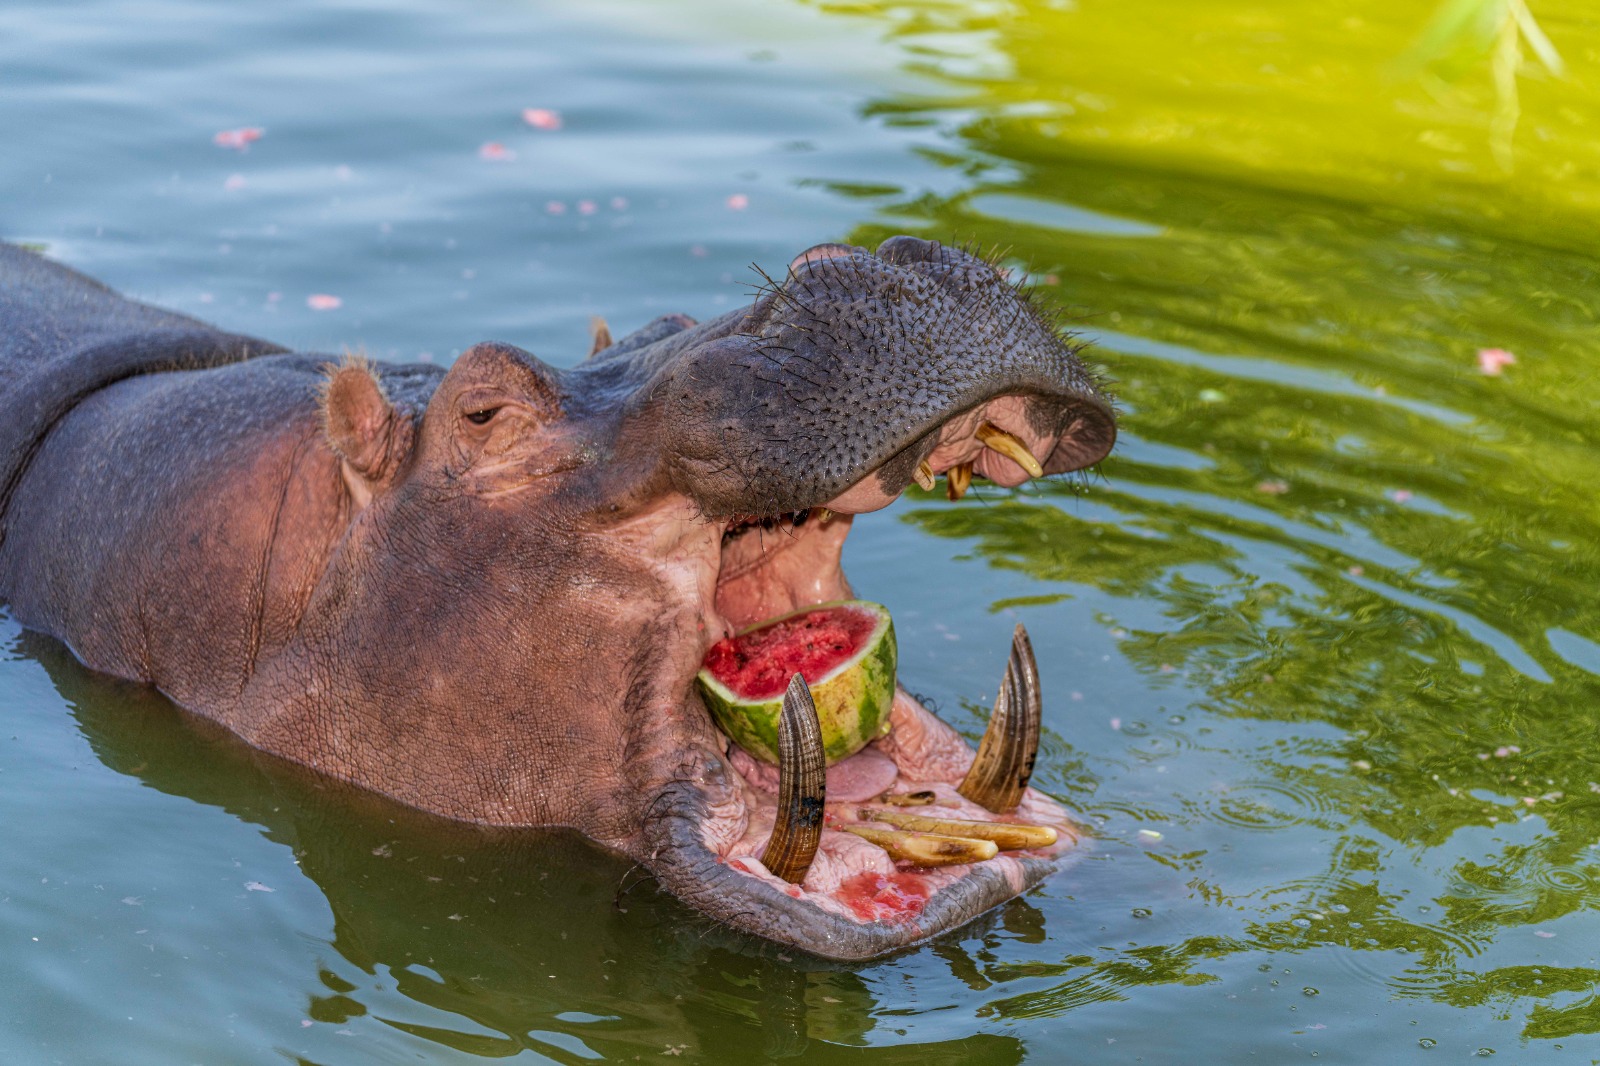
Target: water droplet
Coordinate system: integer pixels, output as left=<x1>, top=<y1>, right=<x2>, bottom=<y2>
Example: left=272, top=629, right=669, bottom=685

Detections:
left=1418, top=1038, right=1436, bottom=1049
left=1258, top=963, right=1274, bottom=972
left=1476, top=1050, right=1495, bottom=1057
left=1292, top=918, right=1311, bottom=928
left=1303, top=987, right=1319, bottom=997
left=1131, top=907, right=1152, bottom=919
left=1330, top=904, right=1350, bottom=914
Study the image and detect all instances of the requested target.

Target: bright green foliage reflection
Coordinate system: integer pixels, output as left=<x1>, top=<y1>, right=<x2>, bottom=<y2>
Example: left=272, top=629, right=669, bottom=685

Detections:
left=819, top=0, right=1600, bottom=1048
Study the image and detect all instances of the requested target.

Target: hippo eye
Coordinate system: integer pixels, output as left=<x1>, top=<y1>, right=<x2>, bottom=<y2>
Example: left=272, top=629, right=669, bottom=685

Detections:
left=464, top=407, right=501, bottom=425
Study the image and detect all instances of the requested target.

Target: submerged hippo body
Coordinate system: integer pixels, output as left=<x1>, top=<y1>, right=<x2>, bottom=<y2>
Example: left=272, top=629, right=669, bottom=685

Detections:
left=0, top=238, right=1114, bottom=959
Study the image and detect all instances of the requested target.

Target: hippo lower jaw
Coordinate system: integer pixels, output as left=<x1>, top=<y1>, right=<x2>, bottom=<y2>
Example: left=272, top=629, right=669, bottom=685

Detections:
left=640, top=395, right=1085, bottom=961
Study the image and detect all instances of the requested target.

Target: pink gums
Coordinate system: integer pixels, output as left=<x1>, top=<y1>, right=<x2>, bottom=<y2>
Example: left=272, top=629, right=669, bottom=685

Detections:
left=837, top=870, right=931, bottom=923
left=703, top=606, right=877, bottom=700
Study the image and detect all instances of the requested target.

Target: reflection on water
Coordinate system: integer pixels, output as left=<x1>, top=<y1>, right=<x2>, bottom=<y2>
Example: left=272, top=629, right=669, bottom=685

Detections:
left=5, top=0, right=1600, bottom=1060
left=14, top=628, right=1033, bottom=1063
left=837, top=0, right=1600, bottom=1051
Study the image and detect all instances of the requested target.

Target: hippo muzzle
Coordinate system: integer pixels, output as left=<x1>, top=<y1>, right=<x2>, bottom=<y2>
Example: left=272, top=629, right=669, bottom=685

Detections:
left=0, top=236, right=1114, bottom=961
left=562, top=237, right=1115, bottom=957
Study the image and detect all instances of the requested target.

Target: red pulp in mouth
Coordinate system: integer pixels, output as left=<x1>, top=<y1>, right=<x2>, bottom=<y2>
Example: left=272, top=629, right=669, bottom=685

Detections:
left=703, top=606, right=878, bottom=700
left=837, top=871, right=931, bottom=923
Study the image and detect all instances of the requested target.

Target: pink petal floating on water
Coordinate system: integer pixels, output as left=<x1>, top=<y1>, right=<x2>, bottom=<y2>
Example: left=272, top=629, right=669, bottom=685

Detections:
left=479, top=141, right=515, bottom=162
left=335, top=164, right=354, bottom=181
left=577, top=200, right=597, bottom=215
left=306, top=294, right=342, bottom=311
left=545, top=200, right=567, bottom=215
left=522, top=108, right=562, bottom=130
left=725, top=193, right=749, bottom=210
left=213, top=127, right=263, bottom=151
left=1535, top=931, right=1556, bottom=938
left=1256, top=479, right=1290, bottom=495
left=1478, top=348, right=1517, bottom=376
left=223, top=173, right=247, bottom=191
left=1391, top=489, right=1413, bottom=503
left=689, top=244, right=709, bottom=258
left=610, top=196, right=629, bottom=210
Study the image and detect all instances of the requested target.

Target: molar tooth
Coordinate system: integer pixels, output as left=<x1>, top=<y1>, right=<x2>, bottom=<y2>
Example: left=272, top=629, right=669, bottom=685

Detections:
left=588, top=316, right=614, bottom=356
left=976, top=422, right=1045, bottom=479
left=862, top=809, right=1057, bottom=850
left=761, top=673, right=827, bottom=884
left=913, top=461, right=936, bottom=492
left=957, top=623, right=1042, bottom=813
left=945, top=462, right=972, bottom=501
left=841, top=825, right=998, bottom=867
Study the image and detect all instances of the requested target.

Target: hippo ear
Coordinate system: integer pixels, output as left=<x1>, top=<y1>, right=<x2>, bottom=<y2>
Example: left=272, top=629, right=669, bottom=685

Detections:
left=320, top=358, right=413, bottom=490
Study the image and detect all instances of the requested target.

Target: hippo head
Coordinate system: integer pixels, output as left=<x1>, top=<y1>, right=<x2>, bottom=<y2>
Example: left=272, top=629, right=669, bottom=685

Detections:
left=313, top=237, right=1115, bottom=959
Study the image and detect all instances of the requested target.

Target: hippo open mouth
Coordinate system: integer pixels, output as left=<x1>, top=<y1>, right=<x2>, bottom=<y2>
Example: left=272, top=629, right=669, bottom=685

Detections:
left=604, top=238, right=1117, bottom=958
left=0, top=235, right=1115, bottom=963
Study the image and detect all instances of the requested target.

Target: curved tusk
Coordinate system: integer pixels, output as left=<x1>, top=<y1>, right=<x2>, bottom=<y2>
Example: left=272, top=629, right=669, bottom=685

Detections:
left=761, top=673, right=827, bottom=884
left=976, top=422, right=1045, bottom=478
left=945, top=461, right=973, bottom=501
left=957, top=623, right=1042, bottom=813
left=913, top=460, right=936, bottom=492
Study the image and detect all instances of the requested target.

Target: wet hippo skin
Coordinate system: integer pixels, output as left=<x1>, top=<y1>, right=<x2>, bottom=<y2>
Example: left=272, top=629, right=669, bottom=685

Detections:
left=0, top=237, right=1114, bottom=959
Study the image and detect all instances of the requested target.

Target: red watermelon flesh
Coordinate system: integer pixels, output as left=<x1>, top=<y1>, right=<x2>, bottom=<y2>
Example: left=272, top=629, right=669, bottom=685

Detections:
left=703, top=605, right=880, bottom=700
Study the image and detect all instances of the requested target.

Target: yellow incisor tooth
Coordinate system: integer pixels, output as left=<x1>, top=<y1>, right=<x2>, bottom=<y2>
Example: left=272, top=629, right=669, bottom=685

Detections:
left=975, top=422, right=1045, bottom=478
left=913, top=460, right=936, bottom=492
left=588, top=316, right=613, bottom=357
left=862, top=809, right=1057, bottom=850
left=879, top=790, right=938, bottom=806
left=842, top=825, right=998, bottom=867
left=945, top=462, right=972, bottom=501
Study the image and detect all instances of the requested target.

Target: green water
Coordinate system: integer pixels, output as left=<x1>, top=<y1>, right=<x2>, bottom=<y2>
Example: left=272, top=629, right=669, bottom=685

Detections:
left=5, top=0, right=1600, bottom=1061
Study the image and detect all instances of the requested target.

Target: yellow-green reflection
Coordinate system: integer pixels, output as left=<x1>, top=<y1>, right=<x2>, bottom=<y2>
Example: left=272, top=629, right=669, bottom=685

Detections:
left=819, top=0, right=1600, bottom=1045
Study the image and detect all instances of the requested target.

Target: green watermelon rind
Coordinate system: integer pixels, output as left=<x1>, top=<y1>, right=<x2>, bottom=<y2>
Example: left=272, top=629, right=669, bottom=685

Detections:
left=697, top=599, right=897, bottom=766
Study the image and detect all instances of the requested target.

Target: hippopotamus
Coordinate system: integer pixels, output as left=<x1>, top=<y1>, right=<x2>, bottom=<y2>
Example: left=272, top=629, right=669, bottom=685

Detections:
left=0, top=236, right=1114, bottom=959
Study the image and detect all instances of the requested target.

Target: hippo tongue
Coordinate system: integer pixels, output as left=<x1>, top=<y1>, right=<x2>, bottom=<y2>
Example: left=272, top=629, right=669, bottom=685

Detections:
left=729, top=744, right=900, bottom=802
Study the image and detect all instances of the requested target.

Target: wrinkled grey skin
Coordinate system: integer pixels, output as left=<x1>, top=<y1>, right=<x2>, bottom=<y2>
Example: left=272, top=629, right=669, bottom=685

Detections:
left=0, top=237, right=1115, bottom=959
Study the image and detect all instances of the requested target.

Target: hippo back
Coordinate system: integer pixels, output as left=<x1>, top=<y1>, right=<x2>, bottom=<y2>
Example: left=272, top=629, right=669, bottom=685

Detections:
left=0, top=242, right=286, bottom=537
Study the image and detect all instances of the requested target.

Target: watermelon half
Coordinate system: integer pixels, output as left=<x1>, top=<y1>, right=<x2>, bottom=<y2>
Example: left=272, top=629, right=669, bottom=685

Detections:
left=698, top=600, right=897, bottom=765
